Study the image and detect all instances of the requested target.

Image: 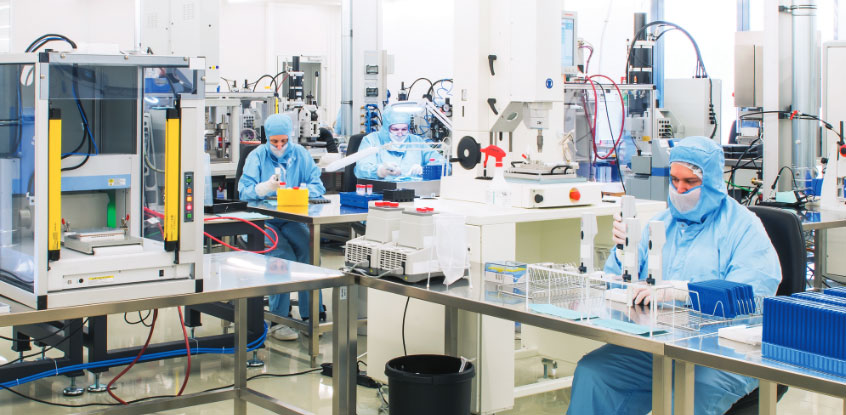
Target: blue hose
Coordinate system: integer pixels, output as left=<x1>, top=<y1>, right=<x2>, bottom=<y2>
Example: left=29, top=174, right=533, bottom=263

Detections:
left=1, top=323, right=268, bottom=388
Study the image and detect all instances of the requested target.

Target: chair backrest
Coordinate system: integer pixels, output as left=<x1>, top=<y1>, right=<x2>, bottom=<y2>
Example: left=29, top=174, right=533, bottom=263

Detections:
left=318, top=127, right=339, bottom=153
left=234, top=142, right=260, bottom=199
left=342, top=133, right=367, bottom=193
left=747, top=206, right=806, bottom=296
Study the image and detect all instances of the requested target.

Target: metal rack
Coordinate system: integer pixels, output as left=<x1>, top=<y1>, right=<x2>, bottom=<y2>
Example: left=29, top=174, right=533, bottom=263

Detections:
left=505, top=263, right=766, bottom=334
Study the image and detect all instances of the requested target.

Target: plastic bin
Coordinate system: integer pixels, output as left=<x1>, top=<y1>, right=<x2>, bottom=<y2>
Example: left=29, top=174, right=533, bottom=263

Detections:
left=385, top=354, right=475, bottom=415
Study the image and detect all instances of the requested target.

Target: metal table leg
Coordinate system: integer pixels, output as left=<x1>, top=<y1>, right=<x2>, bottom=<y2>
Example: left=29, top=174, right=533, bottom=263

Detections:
left=652, top=355, right=672, bottom=415
left=333, top=285, right=358, bottom=415
left=308, top=223, right=321, bottom=366
left=759, top=380, right=777, bottom=415
left=234, top=298, right=247, bottom=415
left=674, top=360, right=695, bottom=414
left=815, top=229, right=824, bottom=290
left=444, top=305, right=459, bottom=357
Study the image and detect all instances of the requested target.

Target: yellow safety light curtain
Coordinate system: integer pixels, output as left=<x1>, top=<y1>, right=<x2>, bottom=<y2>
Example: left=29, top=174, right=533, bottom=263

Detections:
left=47, top=108, right=62, bottom=261
left=163, top=107, right=181, bottom=252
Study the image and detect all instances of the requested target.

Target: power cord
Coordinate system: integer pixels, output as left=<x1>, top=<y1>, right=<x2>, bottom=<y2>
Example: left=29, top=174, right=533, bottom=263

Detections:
left=0, top=367, right=322, bottom=408
left=0, top=318, right=90, bottom=367
left=402, top=297, right=410, bottom=356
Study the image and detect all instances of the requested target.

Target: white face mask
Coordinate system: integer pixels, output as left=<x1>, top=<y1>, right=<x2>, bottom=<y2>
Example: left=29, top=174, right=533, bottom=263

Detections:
left=669, top=185, right=701, bottom=213
left=390, top=132, right=407, bottom=144
left=269, top=143, right=286, bottom=158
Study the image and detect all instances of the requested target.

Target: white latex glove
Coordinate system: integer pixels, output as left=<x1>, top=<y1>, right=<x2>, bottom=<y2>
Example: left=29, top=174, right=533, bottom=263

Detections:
left=630, top=280, right=689, bottom=306
left=408, top=164, right=423, bottom=176
left=612, top=211, right=626, bottom=246
left=254, top=174, right=280, bottom=197
left=377, top=162, right=401, bottom=178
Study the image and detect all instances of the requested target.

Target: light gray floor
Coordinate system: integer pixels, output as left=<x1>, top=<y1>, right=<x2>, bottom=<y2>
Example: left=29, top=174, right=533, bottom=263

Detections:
left=0, top=251, right=842, bottom=414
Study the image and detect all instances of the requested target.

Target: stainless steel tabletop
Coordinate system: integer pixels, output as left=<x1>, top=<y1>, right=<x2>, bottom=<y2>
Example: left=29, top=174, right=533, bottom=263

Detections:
left=667, top=332, right=846, bottom=398
left=354, top=274, right=713, bottom=355
left=246, top=194, right=369, bottom=225
left=799, top=208, right=846, bottom=230
left=0, top=252, right=349, bottom=327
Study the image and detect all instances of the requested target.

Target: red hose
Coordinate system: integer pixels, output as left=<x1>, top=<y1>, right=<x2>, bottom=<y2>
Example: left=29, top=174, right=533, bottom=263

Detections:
left=203, top=216, right=279, bottom=254
left=143, top=207, right=280, bottom=254
left=176, top=307, right=190, bottom=396
left=108, top=309, right=158, bottom=405
left=586, top=74, right=627, bottom=160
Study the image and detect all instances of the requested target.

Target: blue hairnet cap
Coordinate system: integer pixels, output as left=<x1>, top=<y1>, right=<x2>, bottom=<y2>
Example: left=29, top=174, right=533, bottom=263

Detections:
left=382, top=107, right=411, bottom=128
left=668, top=136, right=727, bottom=222
left=264, top=114, right=294, bottom=137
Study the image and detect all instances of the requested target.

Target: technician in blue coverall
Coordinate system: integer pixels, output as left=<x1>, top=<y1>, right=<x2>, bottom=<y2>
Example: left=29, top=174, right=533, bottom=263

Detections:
left=354, top=106, right=444, bottom=179
left=567, top=136, right=781, bottom=415
left=238, top=114, right=326, bottom=341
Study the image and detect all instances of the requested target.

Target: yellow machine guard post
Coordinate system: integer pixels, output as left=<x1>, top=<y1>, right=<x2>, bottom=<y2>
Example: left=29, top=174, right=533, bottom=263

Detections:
left=163, top=107, right=181, bottom=252
left=47, top=108, right=62, bottom=261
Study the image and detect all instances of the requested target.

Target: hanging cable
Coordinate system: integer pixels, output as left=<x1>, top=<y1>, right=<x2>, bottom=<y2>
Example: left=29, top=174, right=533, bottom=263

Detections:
left=108, top=310, right=159, bottom=405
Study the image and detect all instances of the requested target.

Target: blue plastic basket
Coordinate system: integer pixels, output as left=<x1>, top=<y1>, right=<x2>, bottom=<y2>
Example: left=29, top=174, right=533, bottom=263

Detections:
left=824, top=287, right=846, bottom=298
left=763, top=296, right=846, bottom=375
left=688, top=280, right=755, bottom=318
left=339, top=192, right=382, bottom=209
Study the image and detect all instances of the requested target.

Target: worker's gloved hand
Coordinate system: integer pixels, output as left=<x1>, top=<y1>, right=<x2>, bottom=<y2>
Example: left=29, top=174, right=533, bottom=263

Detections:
left=630, top=280, right=689, bottom=306
left=408, top=164, right=423, bottom=176
left=377, top=162, right=401, bottom=178
left=255, top=174, right=281, bottom=197
left=612, top=211, right=627, bottom=246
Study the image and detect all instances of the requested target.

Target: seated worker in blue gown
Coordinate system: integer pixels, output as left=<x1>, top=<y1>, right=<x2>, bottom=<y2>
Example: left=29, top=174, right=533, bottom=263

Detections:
left=238, top=113, right=326, bottom=341
left=567, top=137, right=782, bottom=415
left=354, top=106, right=445, bottom=180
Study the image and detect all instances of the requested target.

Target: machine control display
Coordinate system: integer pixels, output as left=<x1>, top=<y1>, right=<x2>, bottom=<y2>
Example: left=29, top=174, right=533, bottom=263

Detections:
left=184, top=172, right=194, bottom=222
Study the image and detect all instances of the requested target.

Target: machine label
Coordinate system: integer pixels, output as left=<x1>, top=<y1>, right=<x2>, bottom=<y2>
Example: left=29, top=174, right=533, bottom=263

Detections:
left=89, top=275, right=114, bottom=281
left=340, top=286, right=347, bottom=300
left=545, top=78, right=553, bottom=89
left=108, top=178, right=127, bottom=187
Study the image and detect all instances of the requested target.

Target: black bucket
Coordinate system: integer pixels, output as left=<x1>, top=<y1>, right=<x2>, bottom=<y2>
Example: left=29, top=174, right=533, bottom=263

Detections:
left=384, top=354, right=475, bottom=415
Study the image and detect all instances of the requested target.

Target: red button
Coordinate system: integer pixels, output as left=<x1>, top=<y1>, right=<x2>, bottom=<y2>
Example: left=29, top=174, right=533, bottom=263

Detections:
left=569, top=188, right=581, bottom=202
left=187, top=188, right=192, bottom=194
left=186, top=204, right=193, bottom=211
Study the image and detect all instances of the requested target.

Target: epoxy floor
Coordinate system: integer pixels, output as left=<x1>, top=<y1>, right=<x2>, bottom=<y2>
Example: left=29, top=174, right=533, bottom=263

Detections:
left=0, top=251, right=842, bottom=414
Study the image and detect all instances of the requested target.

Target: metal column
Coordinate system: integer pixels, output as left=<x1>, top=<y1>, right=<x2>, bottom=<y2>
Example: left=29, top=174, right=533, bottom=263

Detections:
left=332, top=284, right=358, bottom=415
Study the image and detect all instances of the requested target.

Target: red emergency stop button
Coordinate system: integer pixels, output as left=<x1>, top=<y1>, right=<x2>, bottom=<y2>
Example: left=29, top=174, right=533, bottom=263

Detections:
left=569, top=187, right=581, bottom=202
left=840, top=145, right=846, bottom=157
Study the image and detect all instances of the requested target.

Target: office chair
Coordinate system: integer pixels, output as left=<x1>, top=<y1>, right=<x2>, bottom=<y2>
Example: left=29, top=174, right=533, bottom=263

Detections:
left=233, top=142, right=260, bottom=200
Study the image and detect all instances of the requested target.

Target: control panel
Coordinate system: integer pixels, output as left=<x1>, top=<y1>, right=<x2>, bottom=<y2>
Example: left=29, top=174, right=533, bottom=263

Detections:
left=184, top=172, right=194, bottom=222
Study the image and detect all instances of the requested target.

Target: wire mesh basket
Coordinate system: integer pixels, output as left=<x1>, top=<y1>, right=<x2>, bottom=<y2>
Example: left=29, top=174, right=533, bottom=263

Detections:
left=508, top=262, right=766, bottom=334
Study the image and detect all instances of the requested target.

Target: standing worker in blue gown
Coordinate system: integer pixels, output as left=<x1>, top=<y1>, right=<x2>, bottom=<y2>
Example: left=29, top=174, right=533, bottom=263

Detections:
left=567, top=137, right=781, bottom=415
left=238, top=113, right=326, bottom=341
left=354, top=106, right=444, bottom=180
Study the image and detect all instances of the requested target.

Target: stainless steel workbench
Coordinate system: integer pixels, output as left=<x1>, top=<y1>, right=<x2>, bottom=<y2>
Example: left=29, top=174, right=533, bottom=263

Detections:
left=355, top=273, right=846, bottom=415
left=0, top=251, right=358, bottom=415
left=247, top=194, right=368, bottom=366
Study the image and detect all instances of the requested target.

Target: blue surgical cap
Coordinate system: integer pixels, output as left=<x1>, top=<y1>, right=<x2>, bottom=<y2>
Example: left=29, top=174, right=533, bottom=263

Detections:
left=264, top=113, right=294, bottom=137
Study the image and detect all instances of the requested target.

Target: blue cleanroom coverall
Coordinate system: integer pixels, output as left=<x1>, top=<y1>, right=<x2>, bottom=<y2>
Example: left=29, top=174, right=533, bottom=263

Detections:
left=354, top=107, right=445, bottom=180
left=238, top=114, right=326, bottom=320
left=567, top=136, right=781, bottom=415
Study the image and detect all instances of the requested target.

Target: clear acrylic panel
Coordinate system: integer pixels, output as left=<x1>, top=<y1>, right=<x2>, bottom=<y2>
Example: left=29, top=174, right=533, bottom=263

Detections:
left=0, top=63, right=37, bottom=293
left=141, top=67, right=196, bottom=241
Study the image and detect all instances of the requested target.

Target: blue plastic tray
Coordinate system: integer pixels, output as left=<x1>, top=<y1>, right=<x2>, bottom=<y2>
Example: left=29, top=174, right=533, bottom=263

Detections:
left=339, top=192, right=382, bottom=209
left=763, top=342, right=846, bottom=378
left=825, top=287, right=846, bottom=298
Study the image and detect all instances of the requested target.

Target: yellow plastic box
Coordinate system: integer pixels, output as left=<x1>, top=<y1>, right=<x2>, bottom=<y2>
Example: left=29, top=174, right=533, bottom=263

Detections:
left=277, top=187, right=309, bottom=206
